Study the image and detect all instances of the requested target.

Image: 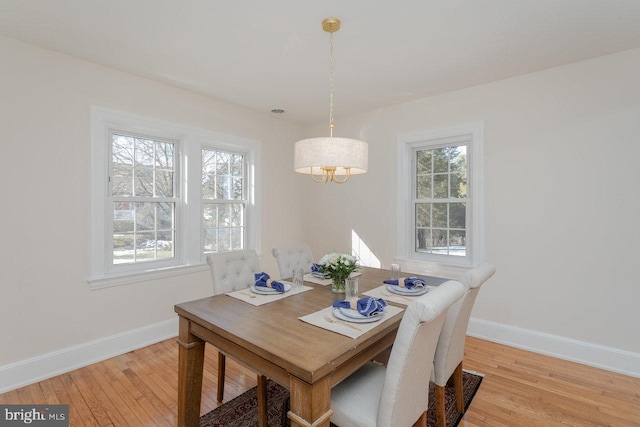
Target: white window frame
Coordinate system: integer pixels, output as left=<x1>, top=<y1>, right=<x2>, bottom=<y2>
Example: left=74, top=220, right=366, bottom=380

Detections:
left=107, top=130, right=183, bottom=272
left=200, top=143, right=254, bottom=255
left=90, top=107, right=261, bottom=288
left=396, top=122, right=484, bottom=268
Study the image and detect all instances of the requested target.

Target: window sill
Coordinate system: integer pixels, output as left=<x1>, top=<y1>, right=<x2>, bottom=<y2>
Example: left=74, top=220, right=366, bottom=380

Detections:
left=88, top=263, right=209, bottom=290
left=393, top=258, right=471, bottom=280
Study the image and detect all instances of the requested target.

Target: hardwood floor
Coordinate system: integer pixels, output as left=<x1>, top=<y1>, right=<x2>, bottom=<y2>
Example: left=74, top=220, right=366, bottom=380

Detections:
left=1, top=336, right=639, bottom=426
left=463, top=338, right=640, bottom=426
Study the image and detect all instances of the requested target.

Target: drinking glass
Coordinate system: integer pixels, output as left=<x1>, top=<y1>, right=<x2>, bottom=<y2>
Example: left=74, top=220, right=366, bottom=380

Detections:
left=345, top=277, right=359, bottom=300
left=292, top=267, right=304, bottom=291
left=390, top=263, right=401, bottom=281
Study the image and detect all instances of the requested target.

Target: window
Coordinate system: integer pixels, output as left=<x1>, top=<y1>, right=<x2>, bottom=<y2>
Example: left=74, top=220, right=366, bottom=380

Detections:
left=397, top=123, right=483, bottom=266
left=202, top=148, right=246, bottom=253
left=110, top=133, right=178, bottom=265
left=90, top=107, right=261, bottom=288
left=415, top=144, right=467, bottom=256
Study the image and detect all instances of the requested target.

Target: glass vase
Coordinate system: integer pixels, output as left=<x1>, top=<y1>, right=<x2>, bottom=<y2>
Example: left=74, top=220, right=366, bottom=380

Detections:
left=331, top=276, right=346, bottom=293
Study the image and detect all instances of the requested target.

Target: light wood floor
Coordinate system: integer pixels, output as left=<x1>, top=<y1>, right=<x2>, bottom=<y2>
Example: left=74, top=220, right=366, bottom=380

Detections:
left=1, top=336, right=639, bottom=426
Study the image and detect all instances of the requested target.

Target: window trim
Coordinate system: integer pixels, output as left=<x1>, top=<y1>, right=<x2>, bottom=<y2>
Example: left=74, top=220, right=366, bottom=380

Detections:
left=90, top=106, right=261, bottom=288
left=396, top=122, right=484, bottom=267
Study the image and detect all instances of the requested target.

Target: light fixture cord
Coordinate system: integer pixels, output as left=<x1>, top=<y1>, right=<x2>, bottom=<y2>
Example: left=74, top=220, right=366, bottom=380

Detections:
left=329, top=30, right=334, bottom=138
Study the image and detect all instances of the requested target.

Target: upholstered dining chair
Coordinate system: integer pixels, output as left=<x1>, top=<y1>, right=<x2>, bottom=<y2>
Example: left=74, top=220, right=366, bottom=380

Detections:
left=206, top=249, right=269, bottom=426
left=330, top=280, right=466, bottom=427
left=271, top=242, right=314, bottom=279
left=432, top=262, right=496, bottom=427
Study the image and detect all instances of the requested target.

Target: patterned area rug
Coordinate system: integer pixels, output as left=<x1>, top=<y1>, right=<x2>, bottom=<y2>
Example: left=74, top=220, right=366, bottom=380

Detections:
left=199, top=380, right=289, bottom=427
left=200, top=371, right=483, bottom=427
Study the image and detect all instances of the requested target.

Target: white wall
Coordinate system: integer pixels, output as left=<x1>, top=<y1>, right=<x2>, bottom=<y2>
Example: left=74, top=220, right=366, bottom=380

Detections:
left=2, top=33, right=639, bottom=389
left=299, top=49, right=640, bottom=369
left=0, top=35, right=305, bottom=370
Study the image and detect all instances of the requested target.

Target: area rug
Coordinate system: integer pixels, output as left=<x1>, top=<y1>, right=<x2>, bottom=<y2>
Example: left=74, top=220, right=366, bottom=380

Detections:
left=200, top=371, right=483, bottom=427
left=199, top=379, right=289, bottom=427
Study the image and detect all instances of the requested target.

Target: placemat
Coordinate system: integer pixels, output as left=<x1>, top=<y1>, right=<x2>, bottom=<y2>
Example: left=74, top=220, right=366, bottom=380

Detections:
left=299, top=304, right=403, bottom=339
left=226, top=285, right=313, bottom=306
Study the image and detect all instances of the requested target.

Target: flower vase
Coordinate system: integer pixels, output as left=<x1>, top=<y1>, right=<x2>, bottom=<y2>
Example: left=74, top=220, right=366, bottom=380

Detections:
left=331, top=277, right=346, bottom=294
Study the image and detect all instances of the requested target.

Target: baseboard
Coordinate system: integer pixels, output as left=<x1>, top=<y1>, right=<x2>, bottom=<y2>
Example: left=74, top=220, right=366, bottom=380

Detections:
left=467, top=317, right=640, bottom=378
left=0, top=317, right=179, bottom=394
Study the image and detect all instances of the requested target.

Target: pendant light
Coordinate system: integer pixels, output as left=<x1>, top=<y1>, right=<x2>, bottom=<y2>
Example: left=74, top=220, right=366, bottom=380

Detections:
left=293, top=18, right=368, bottom=184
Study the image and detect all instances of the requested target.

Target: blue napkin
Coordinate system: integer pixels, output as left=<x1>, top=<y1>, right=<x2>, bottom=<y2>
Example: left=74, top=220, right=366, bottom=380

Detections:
left=332, top=297, right=388, bottom=317
left=311, top=263, right=329, bottom=278
left=254, top=272, right=285, bottom=293
left=383, top=276, right=427, bottom=289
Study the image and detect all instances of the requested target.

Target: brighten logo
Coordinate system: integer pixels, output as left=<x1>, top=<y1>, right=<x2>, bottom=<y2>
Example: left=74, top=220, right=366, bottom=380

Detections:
left=0, top=405, right=68, bottom=426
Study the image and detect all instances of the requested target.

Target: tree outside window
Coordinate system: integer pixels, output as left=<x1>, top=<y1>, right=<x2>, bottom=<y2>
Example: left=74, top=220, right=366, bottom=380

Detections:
left=110, top=134, right=177, bottom=265
left=415, top=145, right=468, bottom=256
left=202, top=148, right=246, bottom=254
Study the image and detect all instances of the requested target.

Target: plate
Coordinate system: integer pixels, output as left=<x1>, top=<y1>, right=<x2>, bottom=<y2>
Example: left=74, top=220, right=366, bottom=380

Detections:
left=386, top=284, right=428, bottom=296
left=333, top=308, right=384, bottom=323
left=339, top=307, right=385, bottom=320
left=250, top=282, right=291, bottom=295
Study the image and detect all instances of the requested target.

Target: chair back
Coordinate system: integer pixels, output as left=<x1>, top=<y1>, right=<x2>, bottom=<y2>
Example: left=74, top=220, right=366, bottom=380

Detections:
left=206, top=249, right=261, bottom=294
left=271, top=243, right=314, bottom=278
left=432, top=262, right=496, bottom=386
left=459, top=262, right=496, bottom=290
left=377, top=280, right=466, bottom=427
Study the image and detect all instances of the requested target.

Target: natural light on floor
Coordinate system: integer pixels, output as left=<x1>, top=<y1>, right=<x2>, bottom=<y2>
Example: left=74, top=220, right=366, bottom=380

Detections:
left=351, top=229, right=381, bottom=268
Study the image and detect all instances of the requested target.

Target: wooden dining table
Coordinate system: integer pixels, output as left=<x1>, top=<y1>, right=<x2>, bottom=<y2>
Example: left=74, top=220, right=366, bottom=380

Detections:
left=174, top=266, right=442, bottom=427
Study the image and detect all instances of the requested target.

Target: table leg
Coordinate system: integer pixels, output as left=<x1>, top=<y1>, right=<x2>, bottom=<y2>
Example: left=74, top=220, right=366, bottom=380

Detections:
left=287, top=376, right=333, bottom=427
left=257, top=375, right=268, bottom=427
left=177, top=316, right=205, bottom=427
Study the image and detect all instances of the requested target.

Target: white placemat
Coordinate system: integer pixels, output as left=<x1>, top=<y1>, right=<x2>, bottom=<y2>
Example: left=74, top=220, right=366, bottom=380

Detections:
left=363, top=284, right=437, bottom=306
left=299, top=304, right=404, bottom=339
left=303, top=274, right=332, bottom=286
left=226, top=285, right=313, bottom=306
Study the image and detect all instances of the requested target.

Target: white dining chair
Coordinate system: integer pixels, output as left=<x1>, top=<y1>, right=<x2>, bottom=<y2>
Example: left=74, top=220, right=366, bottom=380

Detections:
left=432, top=262, right=496, bottom=427
left=271, top=242, right=314, bottom=279
left=330, top=280, right=466, bottom=427
left=206, top=249, right=269, bottom=426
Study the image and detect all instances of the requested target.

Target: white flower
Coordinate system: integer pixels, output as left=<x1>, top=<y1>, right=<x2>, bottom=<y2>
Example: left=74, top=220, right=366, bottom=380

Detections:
left=319, top=252, right=359, bottom=279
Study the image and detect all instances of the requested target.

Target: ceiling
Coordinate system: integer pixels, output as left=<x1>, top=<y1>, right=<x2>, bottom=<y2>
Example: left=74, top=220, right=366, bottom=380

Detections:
left=1, top=0, right=640, bottom=125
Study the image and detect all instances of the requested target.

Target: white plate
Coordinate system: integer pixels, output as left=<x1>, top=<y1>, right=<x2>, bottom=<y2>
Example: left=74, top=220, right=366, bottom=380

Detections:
left=333, top=308, right=384, bottom=323
left=250, top=282, right=291, bottom=295
left=386, top=284, right=428, bottom=296
left=339, top=307, right=385, bottom=320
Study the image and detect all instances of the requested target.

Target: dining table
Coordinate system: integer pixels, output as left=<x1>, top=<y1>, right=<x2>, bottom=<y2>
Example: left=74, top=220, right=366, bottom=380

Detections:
left=174, top=266, right=448, bottom=427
